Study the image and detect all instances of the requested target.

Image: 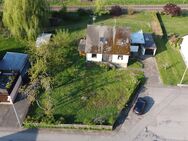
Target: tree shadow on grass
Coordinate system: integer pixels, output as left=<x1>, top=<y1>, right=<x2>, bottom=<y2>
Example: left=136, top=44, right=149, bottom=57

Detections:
left=153, top=12, right=168, bottom=56
left=0, top=128, right=38, bottom=141
left=48, top=10, right=112, bottom=33
left=181, top=10, right=188, bottom=17
left=0, top=47, right=26, bottom=59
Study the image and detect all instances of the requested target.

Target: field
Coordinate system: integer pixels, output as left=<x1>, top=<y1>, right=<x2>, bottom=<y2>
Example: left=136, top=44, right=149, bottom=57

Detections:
left=49, top=0, right=188, bottom=6
left=155, top=13, right=188, bottom=85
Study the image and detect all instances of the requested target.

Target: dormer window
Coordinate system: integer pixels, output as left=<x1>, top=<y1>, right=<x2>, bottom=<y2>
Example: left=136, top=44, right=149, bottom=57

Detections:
left=100, top=37, right=108, bottom=44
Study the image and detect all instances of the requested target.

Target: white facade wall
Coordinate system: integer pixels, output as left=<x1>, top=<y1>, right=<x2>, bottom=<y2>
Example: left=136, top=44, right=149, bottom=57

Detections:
left=8, top=76, right=22, bottom=103
left=180, top=38, right=188, bottom=67
left=86, top=53, right=102, bottom=62
left=112, top=55, right=129, bottom=67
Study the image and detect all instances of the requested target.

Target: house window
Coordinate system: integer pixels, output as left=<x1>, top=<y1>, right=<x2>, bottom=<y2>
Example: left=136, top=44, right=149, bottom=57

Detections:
left=92, top=54, right=97, bottom=58
left=118, top=55, right=123, bottom=60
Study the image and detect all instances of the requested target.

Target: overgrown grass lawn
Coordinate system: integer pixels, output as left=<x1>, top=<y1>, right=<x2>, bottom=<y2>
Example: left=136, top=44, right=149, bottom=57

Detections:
left=27, top=62, right=144, bottom=125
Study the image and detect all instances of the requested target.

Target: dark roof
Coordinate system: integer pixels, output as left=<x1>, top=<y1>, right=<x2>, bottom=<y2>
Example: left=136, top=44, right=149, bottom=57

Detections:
left=143, top=33, right=157, bottom=49
left=0, top=52, right=28, bottom=72
left=85, top=25, right=131, bottom=55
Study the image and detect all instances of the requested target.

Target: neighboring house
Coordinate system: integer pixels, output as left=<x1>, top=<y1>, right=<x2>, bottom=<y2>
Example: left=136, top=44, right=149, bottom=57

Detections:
left=36, top=33, right=52, bottom=48
left=0, top=52, right=29, bottom=103
left=79, top=25, right=131, bottom=67
left=180, top=35, right=188, bottom=67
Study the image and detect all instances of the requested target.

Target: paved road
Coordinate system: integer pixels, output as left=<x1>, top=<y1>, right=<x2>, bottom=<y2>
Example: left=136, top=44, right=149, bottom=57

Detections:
left=50, top=4, right=188, bottom=11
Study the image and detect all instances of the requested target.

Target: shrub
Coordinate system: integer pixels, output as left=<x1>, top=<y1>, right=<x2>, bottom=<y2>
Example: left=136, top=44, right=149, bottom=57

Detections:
left=63, top=12, right=80, bottom=21
left=168, top=33, right=182, bottom=48
left=110, top=5, right=123, bottom=16
left=163, top=3, right=181, bottom=16
left=94, top=0, right=109, bottom=16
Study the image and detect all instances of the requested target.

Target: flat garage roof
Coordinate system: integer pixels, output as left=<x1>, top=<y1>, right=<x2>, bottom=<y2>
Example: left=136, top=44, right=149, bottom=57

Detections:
left=143, top=33, right=157, bottom=49
left=0, top=52, right=28, bottom=72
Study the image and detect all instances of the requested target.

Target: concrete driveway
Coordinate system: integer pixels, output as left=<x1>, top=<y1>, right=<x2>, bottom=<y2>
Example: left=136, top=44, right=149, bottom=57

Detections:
left=0, top=95, right=29, bottom=128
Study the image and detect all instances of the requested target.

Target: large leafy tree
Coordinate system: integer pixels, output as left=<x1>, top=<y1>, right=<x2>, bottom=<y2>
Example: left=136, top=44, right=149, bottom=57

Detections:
left=3, top=0, right=49, bottom=40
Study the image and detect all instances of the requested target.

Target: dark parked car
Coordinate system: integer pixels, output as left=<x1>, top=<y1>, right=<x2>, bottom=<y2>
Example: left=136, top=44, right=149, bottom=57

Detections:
left=133, top=97, right=147, bottom=115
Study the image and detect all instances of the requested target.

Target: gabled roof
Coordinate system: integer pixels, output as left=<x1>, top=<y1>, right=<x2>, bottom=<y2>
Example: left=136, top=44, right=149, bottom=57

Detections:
left=0, top=52, right=28, bottom=72
left=85, top=25, right=131, bottom=55
left=131, top=30, right=145, bottom=44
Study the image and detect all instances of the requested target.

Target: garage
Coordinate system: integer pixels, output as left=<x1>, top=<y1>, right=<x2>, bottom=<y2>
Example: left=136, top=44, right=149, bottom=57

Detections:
left=141, top=33, right=157, bottom=56
left=145, top=49, right=154, bottom=55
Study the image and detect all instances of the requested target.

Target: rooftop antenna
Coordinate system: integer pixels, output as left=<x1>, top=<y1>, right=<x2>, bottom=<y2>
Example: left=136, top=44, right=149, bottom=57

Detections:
left=92, top=15, right=96, bottom=24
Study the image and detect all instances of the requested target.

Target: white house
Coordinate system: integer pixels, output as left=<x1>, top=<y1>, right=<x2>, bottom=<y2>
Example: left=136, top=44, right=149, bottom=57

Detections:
left=180, top=35, right=188, bottom=67
left=79, top=25, right=131, bottom=68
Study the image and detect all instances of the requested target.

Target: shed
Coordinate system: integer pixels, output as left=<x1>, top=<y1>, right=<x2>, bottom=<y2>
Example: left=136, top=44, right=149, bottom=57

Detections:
left=180, top=35, right=188, bottom=67
left=130, top=30, right=145, bottom=55
left=141, top=33, right=157, bottom=56
left=36, top=33, right=52, bottom=48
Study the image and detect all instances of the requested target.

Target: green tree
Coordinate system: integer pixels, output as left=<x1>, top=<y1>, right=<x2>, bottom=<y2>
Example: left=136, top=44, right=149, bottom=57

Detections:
left=3, top=0, right=49, bottom=40
left=94, top=0, right=108, bottom=16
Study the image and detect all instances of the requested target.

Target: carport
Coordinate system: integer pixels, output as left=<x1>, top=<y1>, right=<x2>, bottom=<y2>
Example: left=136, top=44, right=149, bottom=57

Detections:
left=142, top=33, right=157, bottom=56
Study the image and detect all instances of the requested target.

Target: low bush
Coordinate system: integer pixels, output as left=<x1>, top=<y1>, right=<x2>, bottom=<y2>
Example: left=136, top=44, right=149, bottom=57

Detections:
left=110, top=5, right=123, bottom=16
left=168, top=33, right=182, bottom=48
left=77, top=8, right=93, bottom=16
left=163, top=3, right=181, bottom=16
left=63, top=12, right=80, bottom=21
